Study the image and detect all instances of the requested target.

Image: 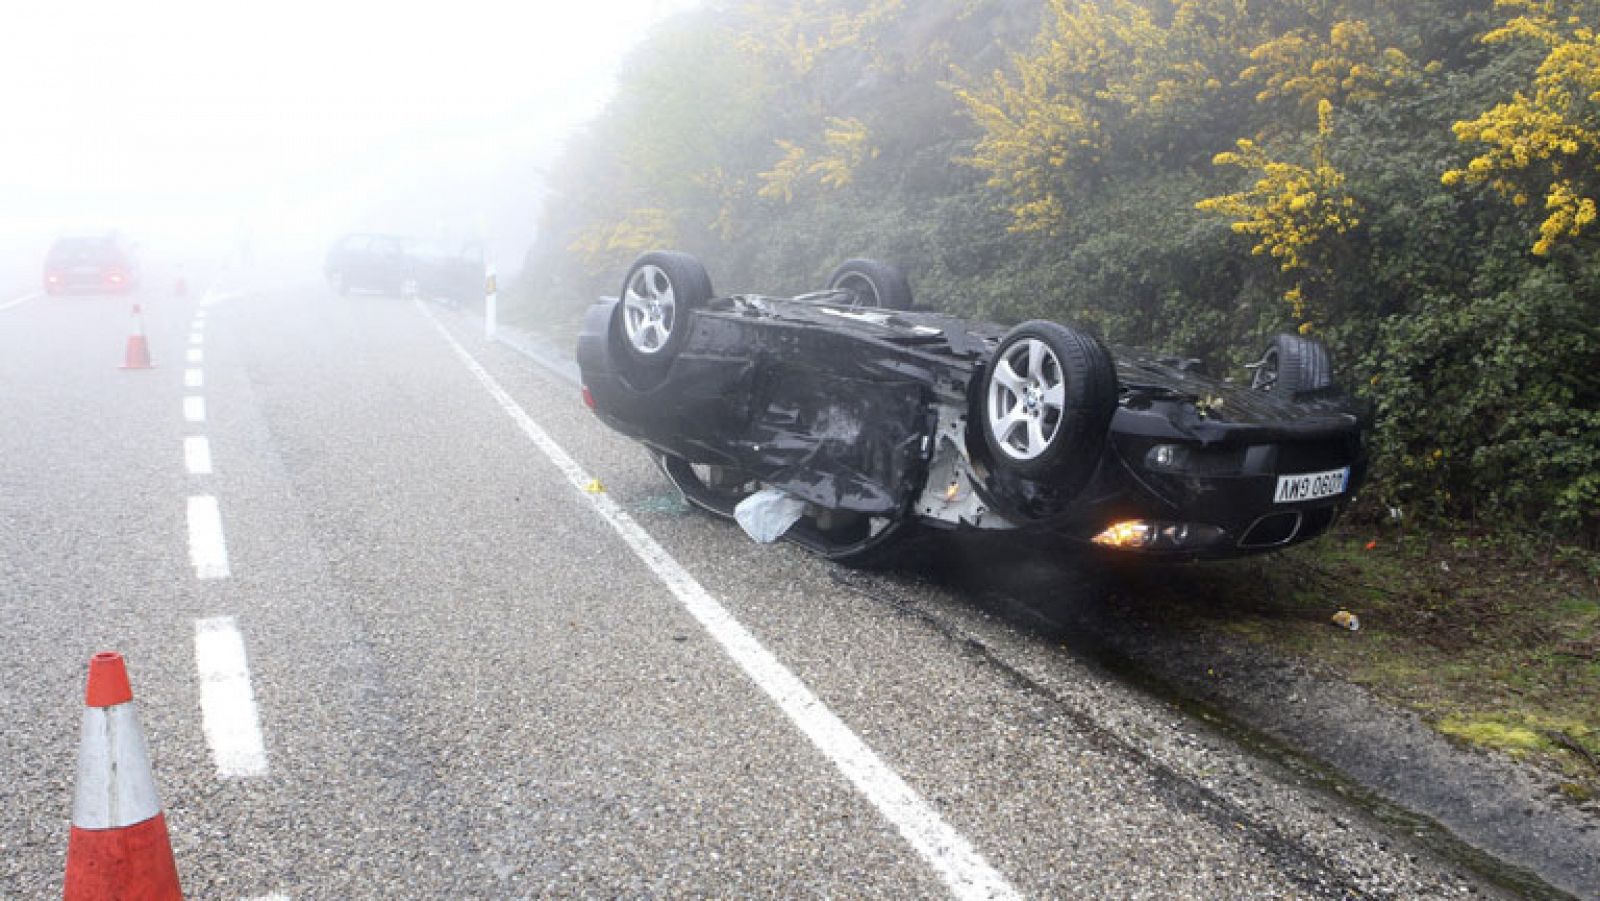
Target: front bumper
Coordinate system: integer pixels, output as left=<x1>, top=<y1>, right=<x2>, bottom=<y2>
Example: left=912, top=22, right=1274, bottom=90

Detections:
left=1057, top=424, right=1368, bottom=557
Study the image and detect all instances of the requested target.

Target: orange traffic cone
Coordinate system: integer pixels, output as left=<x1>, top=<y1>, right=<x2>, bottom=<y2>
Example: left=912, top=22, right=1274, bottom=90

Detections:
left=63, top=652, right=183, bottom=900
left=121, top=305, right=153, bottom=370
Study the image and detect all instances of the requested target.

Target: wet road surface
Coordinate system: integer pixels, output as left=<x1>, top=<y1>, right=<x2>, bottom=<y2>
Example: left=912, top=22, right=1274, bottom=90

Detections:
left=0, top=269, right=1528, bottom=898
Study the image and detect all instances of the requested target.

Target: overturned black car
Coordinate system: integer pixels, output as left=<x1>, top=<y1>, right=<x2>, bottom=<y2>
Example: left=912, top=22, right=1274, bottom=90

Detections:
left=577, top=251, right=1370, bottom=564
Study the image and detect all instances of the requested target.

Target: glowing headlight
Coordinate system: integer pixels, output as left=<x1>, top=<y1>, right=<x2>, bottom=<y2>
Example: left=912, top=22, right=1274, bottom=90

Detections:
left=1093, top=520, right=1155, bottom=549
left=1092, top=520, right=1223, bottom=551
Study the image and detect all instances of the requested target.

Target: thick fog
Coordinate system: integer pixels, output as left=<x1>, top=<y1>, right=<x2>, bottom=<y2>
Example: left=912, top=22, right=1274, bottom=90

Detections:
left=0, top=0, right=699, bottom=286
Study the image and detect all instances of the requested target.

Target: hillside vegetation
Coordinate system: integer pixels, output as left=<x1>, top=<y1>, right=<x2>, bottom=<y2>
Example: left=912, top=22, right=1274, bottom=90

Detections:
left=516, top=0, right=1600, bottom=545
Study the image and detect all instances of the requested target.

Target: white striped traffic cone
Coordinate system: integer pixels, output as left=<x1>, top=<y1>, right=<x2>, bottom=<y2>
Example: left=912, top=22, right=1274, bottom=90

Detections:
left=64, top=651, right=182, bottom=900
left=121, top=305, right=153, bottom=370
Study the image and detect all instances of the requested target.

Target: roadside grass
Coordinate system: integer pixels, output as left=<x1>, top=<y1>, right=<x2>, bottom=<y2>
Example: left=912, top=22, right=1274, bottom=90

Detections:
left=1120, top=525, right=1600, bottom=802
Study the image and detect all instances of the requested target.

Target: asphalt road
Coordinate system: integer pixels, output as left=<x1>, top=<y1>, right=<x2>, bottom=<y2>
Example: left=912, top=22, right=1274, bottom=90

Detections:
left=0, top=269, right=1518, bottom=899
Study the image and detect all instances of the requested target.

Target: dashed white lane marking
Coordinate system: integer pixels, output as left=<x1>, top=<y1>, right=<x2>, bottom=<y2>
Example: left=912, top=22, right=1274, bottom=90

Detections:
left=0, top=291, right=39, bottom=312
left=189, top=332, right=204, bottom=345
left=184, top=368, right=204, bottom=388
left=194, top=617, right=268, bottom=778
left=187, top=348, right=204, bottom=364
left=185, top=435, right=213, bottom=475
left=416, top=303, right=1020, bottom=901
left=184, top=396, right=206, bottom=423
left=186, top=495, right=231, bottom=579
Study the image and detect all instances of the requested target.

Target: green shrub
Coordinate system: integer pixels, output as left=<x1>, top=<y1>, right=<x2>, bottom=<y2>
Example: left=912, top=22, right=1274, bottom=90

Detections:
left=1364, top=266, right=1600, bottom=539
left=510, top=0, right=1600, bottom=547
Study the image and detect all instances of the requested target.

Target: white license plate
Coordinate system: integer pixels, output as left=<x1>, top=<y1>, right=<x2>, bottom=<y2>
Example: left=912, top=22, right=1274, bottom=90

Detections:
left=1274, top=467, right=1350, bottom=504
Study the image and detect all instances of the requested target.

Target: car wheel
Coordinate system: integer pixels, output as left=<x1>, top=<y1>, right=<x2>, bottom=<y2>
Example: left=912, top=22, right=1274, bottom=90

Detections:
left=825, top=259, right=912, bottom=310
left=617, top=251, right=713, bottom=369
left=980, top=320, right=1117, bottom=484
left=329, top=271, right=348, bottom=296
left=1251, top=333, right=1332, bottom=396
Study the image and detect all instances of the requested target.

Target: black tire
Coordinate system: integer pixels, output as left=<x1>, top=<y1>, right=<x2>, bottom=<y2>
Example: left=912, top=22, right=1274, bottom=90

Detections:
left=329, top=270, right=348, bottom=296
left=1251, top=333, right=1333, bottom=396
left=616, top=251, right=714, bottom=370
left=979, top=320, right=1117, bottom=484
left=825, top=258, right=912, bottom=310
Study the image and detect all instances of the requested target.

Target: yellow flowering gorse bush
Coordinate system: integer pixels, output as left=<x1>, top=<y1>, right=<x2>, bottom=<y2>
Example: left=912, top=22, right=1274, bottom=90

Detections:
left=1242, top=19, right=1418, bottom=111
left=955, top=0, right=1246, bottom=234
left=733, top=0, right=904, bottom=76
left=1443, top=0, right=1600, bottom=254
left=758, top=117, right=878, bottom=203
left=569, top=207, right=678, bottom=275
left=1195, top=99, right=1360, bottom=315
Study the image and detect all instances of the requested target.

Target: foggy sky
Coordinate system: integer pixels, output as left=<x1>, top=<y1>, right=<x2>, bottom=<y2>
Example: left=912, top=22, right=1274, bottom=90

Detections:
left=0, top=0, right=700, bottom=274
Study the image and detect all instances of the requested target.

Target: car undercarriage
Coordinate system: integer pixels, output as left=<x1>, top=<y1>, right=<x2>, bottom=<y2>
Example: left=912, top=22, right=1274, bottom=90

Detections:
left=578, top=252, right=1370, bottom=564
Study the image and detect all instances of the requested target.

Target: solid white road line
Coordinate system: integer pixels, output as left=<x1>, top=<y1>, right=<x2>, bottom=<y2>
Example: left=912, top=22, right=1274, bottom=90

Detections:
left=184, top=368, right=204, bottom=388
left=185, top=435, right=213, bottom=475
left=194, top=617, right=268, bottom=778
left=184, top=396, right=206, bottom=423
left=186, top=495, right=231, bottom=579
left=187, top=348, right=204, bottom=364
left=0, top=291, right=39, bottom=312
left=416, top=303, right=1020, bottom=901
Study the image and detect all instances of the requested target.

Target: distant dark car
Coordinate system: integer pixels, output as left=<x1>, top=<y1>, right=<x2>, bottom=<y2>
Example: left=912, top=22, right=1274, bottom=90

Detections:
left=412, top=240, right=486, bottom=306
left=324, top=234, right=483, bottom=303
left=577, top=251, right=1371, bottom=565
left=324, top=233, right=422, bottom=297
left=44, top=232, right=140, bottom=295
